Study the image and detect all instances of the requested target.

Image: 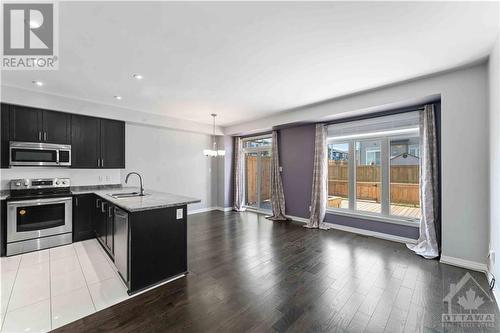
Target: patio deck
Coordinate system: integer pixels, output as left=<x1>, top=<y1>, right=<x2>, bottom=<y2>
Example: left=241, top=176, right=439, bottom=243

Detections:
left=335, top=199, right=421, bottom=219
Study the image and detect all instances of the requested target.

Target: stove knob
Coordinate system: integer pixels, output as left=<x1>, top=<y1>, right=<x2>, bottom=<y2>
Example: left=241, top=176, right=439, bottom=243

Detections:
left=15, top=181, right=21, bottom=187
left=23, top=179, right=29, bottom=186
left=55, top=180, right=60, bottom=185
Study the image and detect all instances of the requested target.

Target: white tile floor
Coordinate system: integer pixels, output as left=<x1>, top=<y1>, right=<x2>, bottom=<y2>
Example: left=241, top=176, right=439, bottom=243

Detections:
left=0, top=239, right=129, bottom=332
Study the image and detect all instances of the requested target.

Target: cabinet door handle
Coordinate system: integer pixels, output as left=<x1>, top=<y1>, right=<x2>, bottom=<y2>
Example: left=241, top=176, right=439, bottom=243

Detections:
left=44, top=132, right=47, bottom=141
left=108, top=206, right=113, bottom=218
left=101, top=159, right=104, bottom=167
left=97, top=159, right=100, bottom=167
left=96, top=199, right=101, bottom=208
left=75, top=197, right=78, bottom=206
left=38, top=131, right=41, bottom=141
left=102, top=202, right=107, bottom=212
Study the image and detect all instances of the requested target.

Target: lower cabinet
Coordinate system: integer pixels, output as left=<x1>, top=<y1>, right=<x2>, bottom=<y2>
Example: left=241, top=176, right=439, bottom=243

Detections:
left=73, top=194, right=97, bottom=242
left=95, top=197, right=114, bottom=257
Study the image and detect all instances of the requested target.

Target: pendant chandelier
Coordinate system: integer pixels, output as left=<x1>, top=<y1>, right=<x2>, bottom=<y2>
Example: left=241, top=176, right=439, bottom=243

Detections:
left=204, top=113, right=225, bottom=157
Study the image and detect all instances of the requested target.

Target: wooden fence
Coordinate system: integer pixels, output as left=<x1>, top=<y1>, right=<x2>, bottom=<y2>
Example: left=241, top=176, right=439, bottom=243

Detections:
left=244, top=158, right=419, bottom=207
left=328, top=161, right=419, bottom=206
left=246, top=156, right=271, bottom=204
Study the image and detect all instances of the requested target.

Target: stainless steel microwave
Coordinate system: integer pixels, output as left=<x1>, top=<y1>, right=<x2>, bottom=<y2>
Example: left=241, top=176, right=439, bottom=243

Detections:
left=10, top=141, right=71, bottom=167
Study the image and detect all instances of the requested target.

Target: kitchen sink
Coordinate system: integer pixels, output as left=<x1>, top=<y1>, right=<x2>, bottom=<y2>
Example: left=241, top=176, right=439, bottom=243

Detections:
left=108, top=192, right=149, bottom=199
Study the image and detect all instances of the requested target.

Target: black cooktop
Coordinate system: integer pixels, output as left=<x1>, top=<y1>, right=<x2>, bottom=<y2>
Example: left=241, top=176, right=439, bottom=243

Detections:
left=7, top=188, right=73, bottom=201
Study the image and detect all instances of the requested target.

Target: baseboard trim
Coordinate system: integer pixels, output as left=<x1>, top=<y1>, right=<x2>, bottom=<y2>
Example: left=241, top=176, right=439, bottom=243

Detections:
left=215, top=206, right=233, bottom=212
left=440, top=255, right=488, bottom=273
left=286, top=215, right=417, bottom=245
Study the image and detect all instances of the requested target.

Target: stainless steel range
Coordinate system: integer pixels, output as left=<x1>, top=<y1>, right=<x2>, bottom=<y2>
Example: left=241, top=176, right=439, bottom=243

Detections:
left=6, top=178, right=72, bottom=256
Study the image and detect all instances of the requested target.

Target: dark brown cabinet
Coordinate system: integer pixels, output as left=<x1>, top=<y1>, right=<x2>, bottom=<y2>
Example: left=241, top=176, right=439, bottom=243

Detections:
left=1, top=104, right=10, bottom=168
left=41, top=110, right=71, bottom=144
left=9, top=105, right=70, bottom=144
left=71, top=115, right=100, bottom=168
left=71, top=115, right=125, bottom=169
left=100, top=119, right=125, bottom=168
left=95, top=197, right=114, bottom=257
left=0, top=103, right=125, bottom=169
left=73, top=194, right=97, bottom=242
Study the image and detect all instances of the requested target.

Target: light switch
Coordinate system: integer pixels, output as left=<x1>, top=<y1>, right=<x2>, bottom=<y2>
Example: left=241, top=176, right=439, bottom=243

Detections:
left=176, top=208, right=183, bottom=219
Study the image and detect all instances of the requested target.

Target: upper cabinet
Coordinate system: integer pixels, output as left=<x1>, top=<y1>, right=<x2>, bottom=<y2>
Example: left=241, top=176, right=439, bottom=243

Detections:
left=9, top=104, right=70, bottom=144
left=71, top=115, right=125, bottom=169
left=100, top=119, right=125, bottom=169
left=0, top=103, right=125, bottom=169
left=1, top=104, right=10, bottom=168
left=71, top=114, right=100, bottom=168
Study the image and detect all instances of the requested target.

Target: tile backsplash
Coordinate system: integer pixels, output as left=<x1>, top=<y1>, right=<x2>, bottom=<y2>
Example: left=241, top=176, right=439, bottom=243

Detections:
left=0, top=167, right=122, bottom=189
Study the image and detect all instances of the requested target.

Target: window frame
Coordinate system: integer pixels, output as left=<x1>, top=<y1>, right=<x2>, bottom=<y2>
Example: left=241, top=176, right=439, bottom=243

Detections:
left=326, top=133, right=420, bottom=226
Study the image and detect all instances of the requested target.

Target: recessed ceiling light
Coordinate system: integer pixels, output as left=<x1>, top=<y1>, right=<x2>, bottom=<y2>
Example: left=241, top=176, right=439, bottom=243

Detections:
left=32, top=80, right=44, bottom=87
left=132, top=74, right=143, bottom=80
left=114, top=95, right=122, bottom=100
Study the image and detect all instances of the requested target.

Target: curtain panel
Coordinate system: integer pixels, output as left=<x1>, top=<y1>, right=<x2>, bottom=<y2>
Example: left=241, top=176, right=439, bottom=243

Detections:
left=407, top=104, right=440, bottom=259
left=266, top=130, right=288, bottom=221
left=305, top=124, right=331, bottom=229
left=233, top=137, right=245, bottom=211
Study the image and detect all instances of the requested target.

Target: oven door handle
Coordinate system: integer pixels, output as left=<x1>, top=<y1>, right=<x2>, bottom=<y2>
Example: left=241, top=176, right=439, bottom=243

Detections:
left=7, top=197, right=73, bottom=206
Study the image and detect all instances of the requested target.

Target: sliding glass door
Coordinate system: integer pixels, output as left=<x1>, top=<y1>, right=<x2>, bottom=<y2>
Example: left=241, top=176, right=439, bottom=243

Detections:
left=243, top=136, right=272, bottom=211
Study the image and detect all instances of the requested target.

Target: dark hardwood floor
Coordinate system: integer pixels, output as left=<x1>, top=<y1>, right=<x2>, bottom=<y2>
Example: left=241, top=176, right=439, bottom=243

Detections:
left=54, top=211, right=499, bottom=332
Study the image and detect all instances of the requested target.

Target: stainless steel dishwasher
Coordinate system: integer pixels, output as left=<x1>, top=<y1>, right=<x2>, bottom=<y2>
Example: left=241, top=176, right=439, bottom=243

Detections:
left=114, top=207, right=130, bottom=288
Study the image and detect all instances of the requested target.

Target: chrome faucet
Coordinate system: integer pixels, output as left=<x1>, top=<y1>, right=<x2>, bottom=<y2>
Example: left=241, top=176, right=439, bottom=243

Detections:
left=125, top=172, right=145, bottom=196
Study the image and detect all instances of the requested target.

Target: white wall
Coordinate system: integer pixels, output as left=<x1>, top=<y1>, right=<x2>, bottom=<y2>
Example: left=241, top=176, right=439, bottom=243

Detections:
left=0, top=168, right=121, bottom=189
left=122, top=123, right=217, bottom=212
left=489, top=34, right=500, bottom=290
left=226, top=63, right=490, bottom=266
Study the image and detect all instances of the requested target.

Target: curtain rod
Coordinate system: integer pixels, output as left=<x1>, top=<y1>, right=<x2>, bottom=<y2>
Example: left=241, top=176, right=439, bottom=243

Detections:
left=324, top=104, right=428, bottom=126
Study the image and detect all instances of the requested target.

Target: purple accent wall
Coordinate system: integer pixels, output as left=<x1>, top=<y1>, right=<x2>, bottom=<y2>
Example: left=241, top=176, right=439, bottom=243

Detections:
left=278, top=123, right=418, bottom=240
left=279, top=124, right=316, bottom=218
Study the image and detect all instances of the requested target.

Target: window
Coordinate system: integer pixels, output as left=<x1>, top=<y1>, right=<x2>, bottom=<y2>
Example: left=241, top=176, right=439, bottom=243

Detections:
left=326, top=112, right=421, bottom=222
left=327, top=143, right=349, bottom=209
left=243, top=135, right=272, bottom=211
left=357, top=140, right=381, bottom=213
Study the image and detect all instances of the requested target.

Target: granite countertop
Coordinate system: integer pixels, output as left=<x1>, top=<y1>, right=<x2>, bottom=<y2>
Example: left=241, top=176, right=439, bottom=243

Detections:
left=1, top=186, right=200, bottom=212
left=72, top=186, right=200, bottom=212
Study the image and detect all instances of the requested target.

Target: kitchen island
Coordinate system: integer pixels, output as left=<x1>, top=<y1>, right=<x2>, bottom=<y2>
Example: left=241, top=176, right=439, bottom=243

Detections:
left=72, top=187, right=200, bottom=294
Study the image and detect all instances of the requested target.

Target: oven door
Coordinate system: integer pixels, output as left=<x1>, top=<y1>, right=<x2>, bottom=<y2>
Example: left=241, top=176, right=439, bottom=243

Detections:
left=7, top=197, right=73, bottom=243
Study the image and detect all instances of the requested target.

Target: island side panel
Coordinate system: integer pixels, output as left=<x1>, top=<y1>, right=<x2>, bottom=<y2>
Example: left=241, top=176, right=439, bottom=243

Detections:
left=129, top=205, right=188, bottom=293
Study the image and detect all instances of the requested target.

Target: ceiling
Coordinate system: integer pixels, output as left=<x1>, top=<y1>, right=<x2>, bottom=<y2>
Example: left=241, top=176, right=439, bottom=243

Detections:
left=1, top=1, right=499, bottom=127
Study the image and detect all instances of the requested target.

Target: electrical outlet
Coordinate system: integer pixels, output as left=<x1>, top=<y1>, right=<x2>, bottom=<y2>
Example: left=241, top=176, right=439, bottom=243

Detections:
left=98, top=176, right=103, bottom=182
left=176, top=208, right=183, bottom=220
left=105, top=175, right=110, bottom=181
